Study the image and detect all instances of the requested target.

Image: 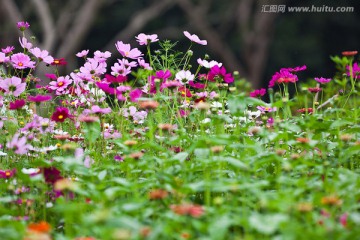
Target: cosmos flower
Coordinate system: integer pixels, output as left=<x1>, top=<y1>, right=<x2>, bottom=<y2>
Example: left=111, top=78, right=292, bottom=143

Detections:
left=9, top=99, right=26, bottom=110
left=0, top=52, right=9, bottom=64
left=48, top=76, right=72, bottom=94
left=175, top=70, right=194, bottom=85
left=6, top=133, right=31, bottom=155
left=17, top=21, right=30, bottom=31
left=11, top=53, right=36, bottom=69
left=0, top=169, right=16, bottom=179
left=197, top=58, right=222, bottom=68
left=269, top=69, right=298, bottom=88
left=90, top=105, right=112, bottom=114
left=135, top=33, right=159, bottom=45
left=0, top=76, right=26, bottom=97
left=27, top=95, right=52, bottom=103
left=30, top=47, right=54, bottom=64
left=250, top=88, right=266, bottom=98
left=208, top=65, right=234, bottom=83
left=183, top=31, right=207, bottom=45
left=19, top=37, right=33, bottom=49
left=1, top=46, right=15, bottom=54
left=257, top=106, right=277, bottom=113
left=346, top=62, right=360, bottom=79
left=51, top=107, right=72, bottom=122
left=115, top=41, right=143, bottom=59
left=51, top=58, right=67, bottom=66
left=138, top=58, right=152, bottom=70
left=76, top=49, right=89, bottom=58
left=129, top=88, right=143, bottom=102
left=314, top=77, right=331, bottom=84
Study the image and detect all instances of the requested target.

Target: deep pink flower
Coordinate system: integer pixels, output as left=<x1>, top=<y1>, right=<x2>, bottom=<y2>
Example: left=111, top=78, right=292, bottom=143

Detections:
left=250, top=88, right=266, bottom=98
left=183, top=31, right=207, bottom=45
left=51, top=58, right=67, bottom=66
left=76, top=49, right=89, bottom=58
left=346, top=62, right=360, bottom=79
left=156, top=70, right=172, bottom=80
left=284, top=65, right=307, bottom=72
left=17, top=21, right=30, bottom=31
left=11, top=53, right=35, bottom=69
left=136, top=33, right=159, bottom=45
left=0, top=169, right=16, bottom=179
left=269, top=69, right=298, bottom=88
left=27, top=95, right=52, bottom=103
left=1, top=46, right=15, bottom=54
left=114, top=155, right=124, bottom=162
left=42, top=167, right=63, bottom=185
left=51, top=107, right=72, bottom=122
left=9, top=99, right=26, bottom=110
left=6, top=133, right=31, bottom=155
left=208, top=65, right=234, bottom=83
left=96, top=81, right=117, bottom=94
left=115, top=41, right=143, bottom=59
left=339, top=213, right=348, bottom=228
left=129, top=88, right=143, bottom=102
left=104, top=74, right=127, bottom=83
left=45, top=73, right=57, bottom=80
left=314, top=77, right=331, bottom=84
left=0, top=76, right=26, bottom=97
left=189, top=81, right=205, bottom=89
left=30, top=47, right=54, bottom=64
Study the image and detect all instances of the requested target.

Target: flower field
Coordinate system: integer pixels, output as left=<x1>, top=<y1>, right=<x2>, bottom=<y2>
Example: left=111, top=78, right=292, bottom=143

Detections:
left=0, top=22, right=359, bottom=240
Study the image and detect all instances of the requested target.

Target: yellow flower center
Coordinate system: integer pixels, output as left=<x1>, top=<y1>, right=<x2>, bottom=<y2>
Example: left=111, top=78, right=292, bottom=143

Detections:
left=5, top=171, right=11, bottom=176
left=58, top=115, right=64, bottom=119
left=58, top=82, right=64, bottom=87
left=54, top=60, right=60, bottom=64
left=18, top=62, right=24, bottom=67
left=265, top=107, right=270, bottom=111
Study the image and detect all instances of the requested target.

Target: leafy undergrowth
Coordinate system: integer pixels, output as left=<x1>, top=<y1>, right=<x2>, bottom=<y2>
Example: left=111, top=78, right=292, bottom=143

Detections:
left=0, top=22, right=359, bottom=240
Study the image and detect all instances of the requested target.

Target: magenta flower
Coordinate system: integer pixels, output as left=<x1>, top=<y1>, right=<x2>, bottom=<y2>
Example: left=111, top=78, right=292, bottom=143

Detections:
left=0, top=76, right=26, bottom=97
left=156, top=70, right=172, bottom=80
left=136, top=33, right=159, bottom=45
left=346, top=62, right=360, bottom=79
left=183, top=31, right=207, bottom=45
left=189, top=81, right=205, bottom=89
left=314, top=77, right=331, bottom=84
left=96, top=81, right=117, bottom=94
left=0, top=169, right=16, bottom=179
left=197, top=58, right=222, bottom=68
left=176, top=70, right=194, bottom=85
left=42, top=167, right=63, bottom=185
left=115, top=41, right=143, bottom=59
left=308, top=87, right=322, bottom=93
left=269, top=69, right=298, bottom=88
left=11, top=53, right=35, bottom=69
left=0, top=52, right=9, bottom=64
left=162, top=80, right=182, bottom=89
left=9, top=99, right=26, bottom=110
left=30, top=47, right=54, bottom=64
left=51, top=107, right=72, bottom=122
left=1, top=46, right=15, bottom=54
left=138, top=58, right=152, bottom=70
left=76, top=49, right=89, bottom=58
left=129, top=88, right=143, bottom=102
left=208, top=65, right=234, bottom=83
left=27, top=95, right=52, bottom=103
left=250, top=88, right=266, bottom=98
left=17, top=21, right=30, bottom=31
left=45, top=73, right=57, bottom=80
left=19, top=37, right=33, bottom=49
left=7, top=133, right=31, bottom=155
left=104, top=74, right=127, bottom=83
left=257, top=106, right=277, bottom=113
left=285, top=65, right=307, bottom=72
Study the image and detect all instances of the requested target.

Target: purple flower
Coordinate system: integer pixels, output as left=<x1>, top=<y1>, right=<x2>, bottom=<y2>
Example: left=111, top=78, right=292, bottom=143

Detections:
left=11, top=53, right=35, bottom=69
left=17, top=21, right=30, bottom=31
left=284, top=65, right=307, bottom=72
left=115, top=41, right=143, bottom=59
left=183, top=31, right=207, bottom=45
left=42, top=167, right=63, bottom=185
left=9, top=99, right=26, bottom=110
left=30, top=47, right=54, bottom=64
left=250, top=88, right=266, bottom=98
left=346, top=62, right=360, bottom=79
left=176, top=70, right=194, bottom=85
left=156, top=70, right=172, bottom=80
left=136, top=33, right=159, bottom=45
left=0, top=76, right=26, bottom=97
left=6, top=133, right=31, bottom=155
left=314, top=77, right=331, bottom=84
left=27, top=95, right=52, bottom=103
left=76, top=49, right=89, bottom=58
left=90, top=105, right=112, bottom=114
left=257, top=106, right=277, bottom=113
left=208, top=65, right=234, bottom=83
left=1, top=46, right=15, bottom=54
left=114, top=155, right=124, bottom=162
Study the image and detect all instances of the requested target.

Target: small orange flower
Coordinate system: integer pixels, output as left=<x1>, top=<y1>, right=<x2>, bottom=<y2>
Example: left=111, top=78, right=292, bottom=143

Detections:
left=27, top=221, right=51, bottom=233
left=148, top=189, right=168, bottom=200
left=321, top=195, right=342, bottom=206
left=296, top=137, right=310, bottom=144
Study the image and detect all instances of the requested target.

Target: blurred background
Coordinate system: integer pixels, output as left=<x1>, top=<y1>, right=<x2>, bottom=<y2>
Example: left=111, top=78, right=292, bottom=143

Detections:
left=0, top=0, right=359, bottom=89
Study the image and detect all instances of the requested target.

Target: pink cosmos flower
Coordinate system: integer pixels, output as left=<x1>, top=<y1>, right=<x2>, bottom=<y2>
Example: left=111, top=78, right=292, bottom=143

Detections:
left=9, top=99, right=26, bottom=110
left=156, top=70, right=172, bottom=80
left=0, top=169, right=16, bottom=179
left=80, top=58, right=106, bottom=76
left=11, top=53, right=35, bottom=69
left=250, top=88, right=266, bottom=98
left=104, top=74, right=127, bottom=84
left=90, top=105, right=112, bottom=114
left=27, top=95, right=52, bottom=103
left=129, top=88, right=143, bottom=102
left=96, top=81, right=117, bottom=94
left=346, top=62, right=360, bottom=79
left=137, top=58, right=152, bottom=70
left=0, top=76, right=26, bottom=97
left=135, top=33, right=159, bottom=45
left=183, top=31, right=207, bottom=45
left=1, top=46, right=15, bottom=54
left=0, top=52, right=9, bottom=64
left=339, top=213, right=348, bottom=228
left=7, top=133, right=31, bottom=155
left=197, top=58, right=222, bottom=68
left=19, top=37, right=33, bottom=49
left=48, top=76, right=72, bottom=95
left=122, top=106, right=147, bottom=124
left=115, top=41, right=143, bottom=59
left=111, top=62, right=132, bottom=76
left=314, top=77, right=331, bottom=84
left=269, top=69, right=298, bottom=88
left=30, top=47, right=54, bottom=64
left=208, top=65, right=234, bottom=83
left=76, top=49, right=89, bottom=58
left=45, top=73, right=57, bottom=80
left=94, top=50, right=112, bottom=62
left=17, top=21, right=30, bottom=31
left=176, top=70, right=194, bottom=85
left=257, top=106, right=277, bottom=113
left=189, top=81, right=205, bottom=89
left=51, top=107, right=72, bottom=122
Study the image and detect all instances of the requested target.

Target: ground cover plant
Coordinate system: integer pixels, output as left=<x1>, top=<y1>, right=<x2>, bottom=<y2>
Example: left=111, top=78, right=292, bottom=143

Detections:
left=0, top=22, right=359, bottom=240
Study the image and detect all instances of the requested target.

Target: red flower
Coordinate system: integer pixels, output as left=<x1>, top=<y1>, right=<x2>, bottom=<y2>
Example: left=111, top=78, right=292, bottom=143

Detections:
left=51, top=107, right=71, bottom=122
left=51, top=58, right=67, bottom=66
left=170, top=204, right=204, bottom=218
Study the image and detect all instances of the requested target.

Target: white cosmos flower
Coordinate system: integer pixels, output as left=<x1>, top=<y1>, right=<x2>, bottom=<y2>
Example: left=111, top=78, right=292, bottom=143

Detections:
left=175, top=70, right=194, bottom=85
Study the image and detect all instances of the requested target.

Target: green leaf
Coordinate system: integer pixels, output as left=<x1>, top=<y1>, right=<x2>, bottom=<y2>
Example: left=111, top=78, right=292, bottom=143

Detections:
left=249, top=213, right=288, bottom=235
left=173, top=152, right=189, bottom=163
left=98, top=170, right=107, bottom=181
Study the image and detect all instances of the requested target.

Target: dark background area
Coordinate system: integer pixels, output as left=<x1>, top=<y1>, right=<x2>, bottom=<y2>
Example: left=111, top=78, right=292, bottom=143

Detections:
left=0, top=0, right=359, bottom=89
